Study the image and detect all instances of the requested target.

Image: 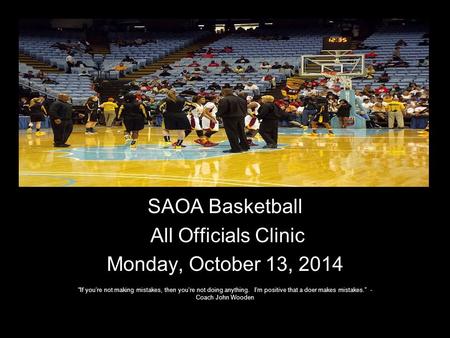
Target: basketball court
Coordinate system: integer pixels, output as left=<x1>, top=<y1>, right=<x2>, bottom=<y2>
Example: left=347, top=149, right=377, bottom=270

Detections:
left=18, top=23, right=429, bottom=188
left=19, top=126, right=429, bottom=187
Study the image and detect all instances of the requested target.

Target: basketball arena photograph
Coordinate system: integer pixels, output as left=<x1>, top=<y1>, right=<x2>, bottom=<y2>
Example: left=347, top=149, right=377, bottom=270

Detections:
left=18, top=18, right=429, bottom=187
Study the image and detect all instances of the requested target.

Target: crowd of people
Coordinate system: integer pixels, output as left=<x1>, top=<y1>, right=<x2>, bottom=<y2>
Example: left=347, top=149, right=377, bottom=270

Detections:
left=19, top=71, right=429, bottom=152
left=114, top=38, right=157, bottom=47
left=154, top=58, right=295, bottom=79
left=269, top=79, right=429, bottom=130
left=362, top=38, right=429, bottom=81
left=51, top=39, right=92, bottom=54
left=22, top=70, right=60, bottom=84
left=20, top=62, right=429, bottom=143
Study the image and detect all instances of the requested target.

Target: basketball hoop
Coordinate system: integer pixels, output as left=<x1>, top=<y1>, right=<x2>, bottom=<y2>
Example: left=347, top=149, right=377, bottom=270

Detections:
left=322, top=71, right=338, bottom=77
left=300, top=52, right=365, bottom=90
left=321, top=71, right=340, bottom=85
left=321, top=71, right=352, bottom=90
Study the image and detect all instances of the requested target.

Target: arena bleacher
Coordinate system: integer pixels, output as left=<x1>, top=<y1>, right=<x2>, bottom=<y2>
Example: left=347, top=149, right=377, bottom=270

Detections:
left=103, top=31, right=209, bottom=78
left=18, top=30, right=208, bottom=106
left=352, top=25, right=429, bottom=89
left=18, top=21, right=429, bottom=118
left=132, top=28, right=338, bottom=100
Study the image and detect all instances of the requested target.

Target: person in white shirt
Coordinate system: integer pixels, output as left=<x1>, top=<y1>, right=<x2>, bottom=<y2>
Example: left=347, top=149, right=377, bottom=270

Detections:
left=326, top=78, right=336, bottom=89
left=300, top=88, right=310, bottom=96
left=244, top=82, right=260, bottom=96
left=245, top=99, right=261, bottom=146
left=362, top=98, right=374, bottom=111
left=358, top=98, right=372, bottom=120
left=410, top=100, right=429, bottom=129
left=405, top=101, right=416, bottom=116
left=66, top=54, right=75, bottom=73
left=187, top=96, right=207, bottom=145
left=201, top=95, right=220, bottom=147
left=401, top=91, right=412, bottom=101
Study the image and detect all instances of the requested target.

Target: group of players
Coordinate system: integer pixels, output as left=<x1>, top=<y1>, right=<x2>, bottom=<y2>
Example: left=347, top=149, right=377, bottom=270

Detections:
left=115, top=90, right=343, bottom=148
left=23, top=87, right=347, bottom=150
left=111, top=90, right=222, bottom=149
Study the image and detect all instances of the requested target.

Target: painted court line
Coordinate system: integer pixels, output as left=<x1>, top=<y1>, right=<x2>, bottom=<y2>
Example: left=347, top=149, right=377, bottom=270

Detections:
left=20, top=171, right=298, bottom=187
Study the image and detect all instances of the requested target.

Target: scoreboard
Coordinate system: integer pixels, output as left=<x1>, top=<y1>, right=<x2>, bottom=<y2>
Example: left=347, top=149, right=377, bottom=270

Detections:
left=323, top=36, right=352, bottom=50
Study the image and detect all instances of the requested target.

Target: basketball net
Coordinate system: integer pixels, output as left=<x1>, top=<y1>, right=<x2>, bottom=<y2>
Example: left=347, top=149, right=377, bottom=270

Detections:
left=321, top=71, right=352, bottom=90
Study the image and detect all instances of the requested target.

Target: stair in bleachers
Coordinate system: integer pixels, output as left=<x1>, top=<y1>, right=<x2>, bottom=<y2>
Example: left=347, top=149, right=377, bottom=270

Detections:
left=121, top=34, right=224, bottom=81
left=19, top=53, right=63, bottom=73
left=87, top=31, right=110, bottom=55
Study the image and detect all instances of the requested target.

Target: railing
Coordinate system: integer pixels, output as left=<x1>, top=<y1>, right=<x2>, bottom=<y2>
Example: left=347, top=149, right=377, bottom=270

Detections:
left=18, top=77, right=58, bottom=100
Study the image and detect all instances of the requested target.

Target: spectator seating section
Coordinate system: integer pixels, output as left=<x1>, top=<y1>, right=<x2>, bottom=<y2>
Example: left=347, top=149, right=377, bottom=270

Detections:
left=19, top=26, right=429, bottom=105
left=19, top=63, right=97, bottom=106
left=132, top=29, right=339, bottom=100
left=18, top=31, right=207, bottom=103
left=19, top=35, right=97, bottom=73
left=352, top=26, right=429, bottom=90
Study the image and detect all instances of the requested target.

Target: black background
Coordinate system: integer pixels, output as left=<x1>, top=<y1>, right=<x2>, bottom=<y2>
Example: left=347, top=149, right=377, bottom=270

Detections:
left=10, top=3, right=441, bottom=319
left=20, top=188, right=431, bottom=307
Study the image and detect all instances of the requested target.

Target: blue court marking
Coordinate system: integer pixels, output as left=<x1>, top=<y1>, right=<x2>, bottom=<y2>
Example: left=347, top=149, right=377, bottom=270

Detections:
left=278, top=127, right=389, bottom=136
left=53, top=142, right=288, bottom=161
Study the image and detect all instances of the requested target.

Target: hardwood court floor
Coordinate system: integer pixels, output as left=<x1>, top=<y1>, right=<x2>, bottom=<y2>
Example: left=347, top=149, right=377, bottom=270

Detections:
left=19, top=126, right=429, bottom=187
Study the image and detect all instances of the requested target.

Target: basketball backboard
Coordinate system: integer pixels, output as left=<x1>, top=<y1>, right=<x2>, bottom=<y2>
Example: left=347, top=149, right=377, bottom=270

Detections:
left=300, top=51, right=365, bottom=78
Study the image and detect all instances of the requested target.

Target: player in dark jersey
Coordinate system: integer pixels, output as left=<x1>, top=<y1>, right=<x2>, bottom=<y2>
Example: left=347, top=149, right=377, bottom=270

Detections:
left=158, top=90, right=192, bottom=149
left=309, top=97, right=335, bottom=136
left=117, top=94, right=148, bottom=148
left=27, top=96, right=47, bottom=136
left=83, top=96, right=100, bottom=135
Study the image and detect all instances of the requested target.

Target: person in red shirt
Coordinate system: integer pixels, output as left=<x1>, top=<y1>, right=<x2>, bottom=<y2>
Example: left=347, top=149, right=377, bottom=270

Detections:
left=288, top=100, right=302, bottom=108
left=375, top=84, right=390, bottom=95
left=202, top=52, right=215, bottom=58
left=134, top=90, right=143, bottom=102
left=262, top=74, right=276, bottom=88
left=188, top=61, right=200, bottom=67
left=305, top=80, right=319, bottom=88
left=365, top=51, right=378, bottom=58
left=197, top=87, right=208, bottom=97
left=208, top=60, right=219, bottom=67
left=275, top=99, right=288, bottom=110
left=140, top=83, right=151, bottom=92
left=319, top=78, right=327, bottom=86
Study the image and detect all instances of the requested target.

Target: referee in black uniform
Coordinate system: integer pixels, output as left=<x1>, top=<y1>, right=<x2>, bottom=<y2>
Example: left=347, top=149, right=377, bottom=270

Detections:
left=258, top=95, right=282, bottom=148
left=217, top=88, right=250, bottom=153
left=48, top=93, right=74, bottom=147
